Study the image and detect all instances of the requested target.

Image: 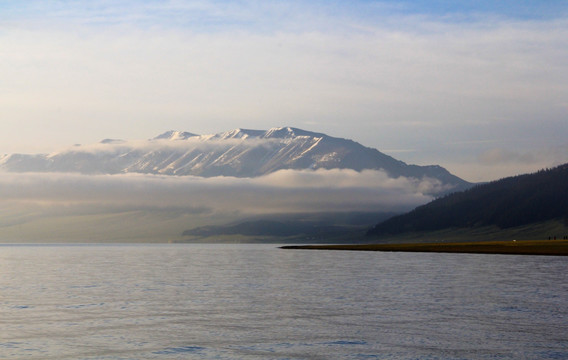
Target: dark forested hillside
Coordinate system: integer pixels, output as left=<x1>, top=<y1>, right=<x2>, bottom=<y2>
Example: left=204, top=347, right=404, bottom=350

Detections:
left=367, top=164, right=568, bottom=237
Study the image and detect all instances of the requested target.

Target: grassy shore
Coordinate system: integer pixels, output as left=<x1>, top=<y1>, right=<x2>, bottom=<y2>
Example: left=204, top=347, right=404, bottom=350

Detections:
left=281, top=240, right=568, bottom=256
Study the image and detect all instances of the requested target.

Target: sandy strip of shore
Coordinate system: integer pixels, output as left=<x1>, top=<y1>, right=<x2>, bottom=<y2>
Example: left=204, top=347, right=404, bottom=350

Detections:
left=281, top=240, right=568, bottom=256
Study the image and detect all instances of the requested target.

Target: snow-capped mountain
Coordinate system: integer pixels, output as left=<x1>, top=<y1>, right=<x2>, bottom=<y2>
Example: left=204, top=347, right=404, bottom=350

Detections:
left=0, top=127, right=470, bottom=190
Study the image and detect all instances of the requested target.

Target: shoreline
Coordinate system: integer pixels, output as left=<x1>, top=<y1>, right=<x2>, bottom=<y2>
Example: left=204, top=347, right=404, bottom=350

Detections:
left=280, top=240, right=568, bottom=256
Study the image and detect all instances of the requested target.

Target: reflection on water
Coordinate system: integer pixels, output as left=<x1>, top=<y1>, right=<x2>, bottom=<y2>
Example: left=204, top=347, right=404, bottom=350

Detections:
left=1, top=244, right=567, bottom=359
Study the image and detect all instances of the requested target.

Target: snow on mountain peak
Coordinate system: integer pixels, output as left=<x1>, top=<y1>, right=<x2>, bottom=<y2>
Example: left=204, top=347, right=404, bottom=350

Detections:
left=154, top=127, right=325, bottom=142
left=153, top=131, right=198, bottom=141
left=212, top=128, right=266, bottom=140
left=264, top=127, right=294, bottom=138
left=264, top=127, right=326, bottom=139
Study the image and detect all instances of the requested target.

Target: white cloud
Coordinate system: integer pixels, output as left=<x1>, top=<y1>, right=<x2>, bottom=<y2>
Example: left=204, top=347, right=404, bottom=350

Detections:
left=48, top=136, right=282, bottom=156
left=0, top=169, right=441, bottom=241
left=0, top=169, right=435, bottom=215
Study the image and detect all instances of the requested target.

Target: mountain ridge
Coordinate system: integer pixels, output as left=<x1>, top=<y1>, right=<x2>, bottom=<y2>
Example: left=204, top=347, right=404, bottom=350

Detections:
left=0, top=126, right=471, bottom=193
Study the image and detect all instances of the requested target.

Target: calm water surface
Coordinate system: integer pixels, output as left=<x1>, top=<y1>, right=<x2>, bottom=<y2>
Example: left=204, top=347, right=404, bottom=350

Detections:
left=0, top=244, right=567, bottom=359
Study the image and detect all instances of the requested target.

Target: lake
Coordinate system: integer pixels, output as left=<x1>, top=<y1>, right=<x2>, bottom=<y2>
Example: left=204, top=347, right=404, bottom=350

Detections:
left=1, top=244, right=567, bottom=359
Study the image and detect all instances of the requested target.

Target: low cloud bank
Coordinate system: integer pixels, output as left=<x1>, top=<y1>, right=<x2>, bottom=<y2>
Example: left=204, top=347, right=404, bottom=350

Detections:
left=54, top=136, right=283, bottom=156
left=0, top=169, right=438, bottom=217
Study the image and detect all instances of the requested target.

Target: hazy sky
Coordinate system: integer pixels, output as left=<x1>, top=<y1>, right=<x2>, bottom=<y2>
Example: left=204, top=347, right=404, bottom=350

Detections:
left=1, top=0, right=567, bottom=182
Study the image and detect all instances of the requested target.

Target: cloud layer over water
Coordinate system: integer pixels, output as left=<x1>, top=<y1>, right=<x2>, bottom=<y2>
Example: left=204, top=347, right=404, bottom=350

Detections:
left=0, top=169, right=439, bottom=216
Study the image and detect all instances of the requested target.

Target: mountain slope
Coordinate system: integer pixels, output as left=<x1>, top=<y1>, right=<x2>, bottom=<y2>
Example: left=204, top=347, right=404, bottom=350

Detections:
left=0, top=127, right=470, bottom=191
left=181, top=211, right=396, bottom=243
left=367, top=164, right=568, bottom=237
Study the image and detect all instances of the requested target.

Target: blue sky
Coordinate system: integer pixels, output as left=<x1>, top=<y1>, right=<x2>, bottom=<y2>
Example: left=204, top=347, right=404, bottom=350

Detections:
left=392, top=0, right=566, bottom=19
left=1, top=0, right=567, bottom=181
